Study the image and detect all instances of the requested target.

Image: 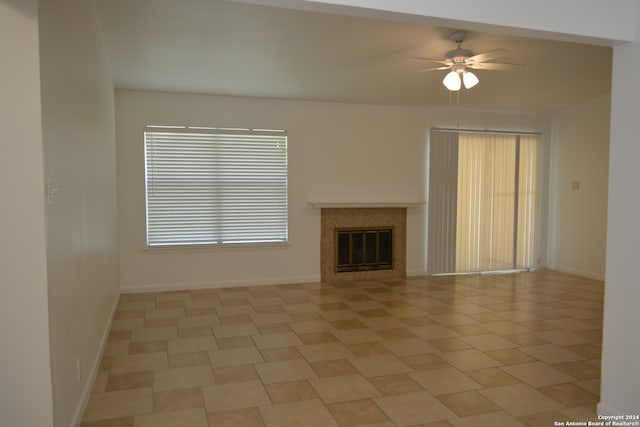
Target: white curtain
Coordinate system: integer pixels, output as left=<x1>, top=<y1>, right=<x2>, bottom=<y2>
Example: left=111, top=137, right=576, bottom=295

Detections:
left=428, top=130, right=540, bottom=274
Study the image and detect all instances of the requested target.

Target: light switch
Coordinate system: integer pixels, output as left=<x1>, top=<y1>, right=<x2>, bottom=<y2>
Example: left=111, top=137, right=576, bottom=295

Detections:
left=571, top=180, right=580, bottom=191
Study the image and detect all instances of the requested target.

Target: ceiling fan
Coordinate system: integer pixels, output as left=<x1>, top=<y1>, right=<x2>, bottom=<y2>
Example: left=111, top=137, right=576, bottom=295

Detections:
left=415, top=30, right=524, bottom=91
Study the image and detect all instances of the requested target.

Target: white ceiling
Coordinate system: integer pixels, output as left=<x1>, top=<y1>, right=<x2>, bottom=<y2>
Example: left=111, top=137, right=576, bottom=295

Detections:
left=94, top=0, right=613, bottom=112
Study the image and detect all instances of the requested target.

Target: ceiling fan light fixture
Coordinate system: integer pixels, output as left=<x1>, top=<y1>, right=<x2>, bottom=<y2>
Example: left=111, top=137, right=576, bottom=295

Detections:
left=443, top=70, right=462, bottom=91
left=463, top=71, right=479, bottom=89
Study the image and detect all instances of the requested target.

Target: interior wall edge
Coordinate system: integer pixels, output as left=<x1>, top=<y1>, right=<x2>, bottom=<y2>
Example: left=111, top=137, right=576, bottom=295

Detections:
left=69, top=292, right=120, bottom=427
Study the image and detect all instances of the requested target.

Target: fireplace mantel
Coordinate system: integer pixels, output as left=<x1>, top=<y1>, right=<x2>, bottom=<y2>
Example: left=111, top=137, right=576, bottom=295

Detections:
left=310, top=201, right=423, bottom=209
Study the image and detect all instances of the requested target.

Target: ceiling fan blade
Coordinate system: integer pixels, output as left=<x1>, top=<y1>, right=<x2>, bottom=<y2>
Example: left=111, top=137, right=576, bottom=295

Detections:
left=412, top=56, right=448, bottom=65
left=419, top=66, right=452, bottom=72
left=468, top=62, right=525, bottom=70
left=467, top=48, right=510, bottom=64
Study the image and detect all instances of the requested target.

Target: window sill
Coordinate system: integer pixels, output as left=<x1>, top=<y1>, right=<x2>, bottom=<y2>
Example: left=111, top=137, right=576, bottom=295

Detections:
left=143, top=241, right=291, bottom=253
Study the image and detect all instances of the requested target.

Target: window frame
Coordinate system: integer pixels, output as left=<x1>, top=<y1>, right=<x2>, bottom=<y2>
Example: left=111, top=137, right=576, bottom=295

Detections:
left=143, top=125, right=289, bottom=248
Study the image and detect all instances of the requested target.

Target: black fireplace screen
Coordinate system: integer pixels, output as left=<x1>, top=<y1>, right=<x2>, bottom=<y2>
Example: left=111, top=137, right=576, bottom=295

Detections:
left=335, top=227, right=393, bottom=273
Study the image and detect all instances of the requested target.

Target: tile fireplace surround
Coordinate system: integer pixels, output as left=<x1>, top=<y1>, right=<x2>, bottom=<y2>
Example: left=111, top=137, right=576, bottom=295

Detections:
left=320, top=207, right=407, bottom=282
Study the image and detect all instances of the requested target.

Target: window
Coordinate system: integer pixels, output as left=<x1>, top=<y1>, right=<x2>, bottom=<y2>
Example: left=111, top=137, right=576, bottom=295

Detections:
left=427, top=129, right=540, bottom=274
left=144, top=126, right=288, bottom=247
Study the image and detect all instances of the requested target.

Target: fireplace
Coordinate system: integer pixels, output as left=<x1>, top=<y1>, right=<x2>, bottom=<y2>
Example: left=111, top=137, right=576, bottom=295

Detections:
left=335, top=227, right=393, bottom=272
left=319, top=207, right=407, bottom=282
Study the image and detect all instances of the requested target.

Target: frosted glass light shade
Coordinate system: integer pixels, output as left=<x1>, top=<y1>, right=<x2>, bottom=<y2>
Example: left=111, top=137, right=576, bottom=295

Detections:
left=463, top=71, right=479, bottom=89
left=443, top=70, right=462, bottom=91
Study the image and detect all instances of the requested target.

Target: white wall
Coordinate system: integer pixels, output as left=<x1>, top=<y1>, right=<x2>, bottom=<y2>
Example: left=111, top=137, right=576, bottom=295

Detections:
left=0, top=1, right=54, bottom=426
left=117, top=89, right=550, bottom=292
left=600, top=18, right=640, bottom=415
left=548, top=93, right=611, bottom=280
left=38, top=0, right=120, bottom=425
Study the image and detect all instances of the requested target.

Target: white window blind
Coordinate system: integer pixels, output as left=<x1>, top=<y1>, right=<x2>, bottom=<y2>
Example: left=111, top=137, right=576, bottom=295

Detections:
left=144, top=126, right=288, bottom=247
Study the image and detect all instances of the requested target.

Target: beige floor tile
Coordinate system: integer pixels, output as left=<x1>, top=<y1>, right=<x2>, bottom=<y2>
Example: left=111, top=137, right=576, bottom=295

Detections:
left=177, top=315, right=218, bottom=329
left=437, top=390, right=500, bottom=417
left=350, top=354, right=413, bottom=377
left=368, top=374, right=423, bottom=395
left=252, top=332, right=303, bottom=349
left=517, top=411, right=568, bottom=427
left=203, top=380, right=270, bottom=413
left=168, top=351, right=210, bottom=368
left=216, top=336, right=255, bottom=350
left=289, top=319, right=335, bottom=334
left=80, top=417, right=135, bottom=427
left=534, top=330, right=592, bottom=346
left=144, top=307, right=185, bottom=320
left=428, top=338, right=473, bottom=352
left=213, top=364, right=259, bottom=384
left=264, top=380, right=318, bottom=403
left=206, top=407, right=266, bottom=427
left=297, top=332, right=338, bottom=345
left=250, top=312, right=291, bottom=325
left=361, top=316, right=408, bottom=330
left=484, top=348, right=535, bottom=365
left=308, top=374, right=381, bottom=403
left=255, top=358, right=317, bottom=384
left=260, top=346, right=303, bottom=362
left=130, top=327, right=178, bottom=343
left=310, top=359, right=358, bottom=377
left=332, top=328, right=384, bottom=344
left=298, top=342, right=354, bottom=362
left=561, top=405, right=599, bottom=422
left=401, top=353, right=451, bottom=371
left=519, top=344, right=585, bottom=364
left=134, top=407, right=207, bottom=427
left=480, top=321, right=531, bottom=336
left=213, top=323, right=259, bottom=338
left=208, top=347, right=263, bottom=369
left=501, top=361, right=577, bottom=387
left=128, top=340, right=168, bottom=355
left=327, top=399, right=390, bottom=426
left=112, top=318, right=145, bottom=331
left=104, top=341, right=130, bottom=357
left=83, top=388, right=153, bottom=422
left=553, top=361, right=600, bottom=380
left=409, top=325, right=460, bottom=340
left=374, top=391, right=457, bottom=425
left=153, top=387, right=204, bottom=412
left=380, top=337, right=437, bottom=356
left=465, top=367, right=521, bottom=387
left=167, top=336, right=217, bottom=355
left=410, top=368, right=482, bottom=395
left=460, top=333, right=517, bottom=351
left=436, top=349, right=502, bottom=371
left=111, top=352, right=168, bottom=375
left=105, top=371, right=154, bottom=392
left=537, top=383, right=599, bottom=407
left=259, top=399, right=339, bottom=427
left=346, top=342, right=390, bottom=357
left=450, top=411, right=527, bottom=427
left=480, top=384, right=564, bottom=416
left=574, top=378, right=600, bottom=395
left=153, top=365, right=214, bottom=392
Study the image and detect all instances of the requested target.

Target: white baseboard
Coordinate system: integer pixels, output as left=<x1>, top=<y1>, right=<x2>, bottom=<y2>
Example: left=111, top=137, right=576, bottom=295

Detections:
left=544, top=264, right=605, bottom=281
left=120, top=275, right=322, bottom=294
left=407, top=270, right=428, bottom=278
left=597, top=401, right=625, bottom=417
left=71, top=291, right=120, bottom=427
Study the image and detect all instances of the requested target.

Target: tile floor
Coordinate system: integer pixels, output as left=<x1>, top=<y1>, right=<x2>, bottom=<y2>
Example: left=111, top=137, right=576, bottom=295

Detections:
left=81, top=269, right=603, bottom=427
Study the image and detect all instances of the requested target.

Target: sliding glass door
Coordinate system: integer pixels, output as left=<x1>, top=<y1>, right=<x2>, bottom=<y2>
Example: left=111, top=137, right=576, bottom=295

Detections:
left=428, top=130, right=540, bottom=274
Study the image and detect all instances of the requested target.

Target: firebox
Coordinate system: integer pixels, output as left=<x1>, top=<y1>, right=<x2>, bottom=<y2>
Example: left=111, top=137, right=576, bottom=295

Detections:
left=335, top=227, right=393, bottom=273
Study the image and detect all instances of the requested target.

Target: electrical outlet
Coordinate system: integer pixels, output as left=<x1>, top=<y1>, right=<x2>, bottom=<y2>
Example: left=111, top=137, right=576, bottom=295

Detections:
left=46, top=177, right=59, bottom=206
left=76, top=356, right=82, bottom=383
left=571, top=180, right=580, bottom=191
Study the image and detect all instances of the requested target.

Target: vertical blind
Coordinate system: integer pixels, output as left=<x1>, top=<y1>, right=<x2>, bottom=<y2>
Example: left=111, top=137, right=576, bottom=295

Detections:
left=428, top=129, right=540, bottom=274
left=144, top=126, right=288, bottom=247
